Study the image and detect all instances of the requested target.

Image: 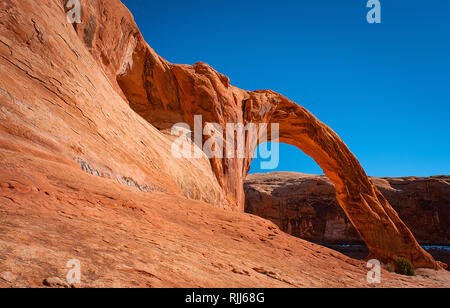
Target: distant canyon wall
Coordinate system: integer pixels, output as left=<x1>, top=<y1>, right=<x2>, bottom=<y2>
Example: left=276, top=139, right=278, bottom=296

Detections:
left=245, top=173, right=450, bottom=245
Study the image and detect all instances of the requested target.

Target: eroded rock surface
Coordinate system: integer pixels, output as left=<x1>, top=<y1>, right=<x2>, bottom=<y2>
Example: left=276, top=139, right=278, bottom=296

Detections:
left=72, top=0, right=438, bottom=267
left=1, top=156, right=448, bottom=287
left=0, top=0, right=444, bottom=288
left=245, top=173, right=450, bottom=245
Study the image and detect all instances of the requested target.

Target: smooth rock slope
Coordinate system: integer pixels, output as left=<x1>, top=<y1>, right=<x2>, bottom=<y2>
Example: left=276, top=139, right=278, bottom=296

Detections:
left=0, top=157, right=448, bottom=287
left=0, top=0, right=447, bottom=287
left=68, top=0, right=437, bottom=268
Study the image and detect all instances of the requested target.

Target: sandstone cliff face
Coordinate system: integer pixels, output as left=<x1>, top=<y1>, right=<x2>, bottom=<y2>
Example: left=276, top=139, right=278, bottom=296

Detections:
left=66, top=0, right=440, bottom=268
left=0, top=0, right=442, bottom=277
left=0, top=0, right=225, bottom=208
left=373, top=176, right=450, bottom=245
left=245, top=173, right=450, bottom=245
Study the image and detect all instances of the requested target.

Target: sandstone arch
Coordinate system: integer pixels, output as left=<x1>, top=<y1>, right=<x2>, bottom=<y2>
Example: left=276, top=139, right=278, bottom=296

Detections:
left=75, top=0, right=439, bottom=268
left=244, top=90, right=437, bottom=268
left=120, top=60, right=437, bottom=268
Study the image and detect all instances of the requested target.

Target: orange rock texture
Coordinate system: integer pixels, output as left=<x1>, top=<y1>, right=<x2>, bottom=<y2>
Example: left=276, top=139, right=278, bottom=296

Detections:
left=0, top=0, right=446, bottom=287
left=68, top=0, right=438, bottom=268
left=1, top=154, right=448, bottom=287
left=245, top=173, right=450, bottom=245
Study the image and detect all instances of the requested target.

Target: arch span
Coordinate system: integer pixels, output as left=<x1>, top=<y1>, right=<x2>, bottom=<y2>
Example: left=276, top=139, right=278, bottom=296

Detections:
left=244, top=90, right=437, bottom=268
left=75, top=2, right=439, bottom=268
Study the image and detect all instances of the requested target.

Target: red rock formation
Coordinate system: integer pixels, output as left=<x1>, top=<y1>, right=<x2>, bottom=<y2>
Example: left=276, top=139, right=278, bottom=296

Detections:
left=245, top=173, right=450, bottom=245
left=373, top=176, right=450, bottom=245
left=2, top=154, right=449, bottom=287
left=69, top=1, right=439, bottom=268
left=0, top=0, right=442, bottom=287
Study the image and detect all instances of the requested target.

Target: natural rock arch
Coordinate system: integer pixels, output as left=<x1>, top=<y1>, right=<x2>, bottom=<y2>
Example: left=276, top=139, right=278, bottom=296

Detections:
left=244, top=90, right=437, bottom=267
left=74, top=0, right=439, bottom=268
left=121, top=59, right=437, bottom=268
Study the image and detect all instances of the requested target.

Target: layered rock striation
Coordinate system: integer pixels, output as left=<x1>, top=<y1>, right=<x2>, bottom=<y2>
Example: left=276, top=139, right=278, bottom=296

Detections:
left=245, top=173, right=450, bottom=245
left=0, top=0, right=442, bottom=274
left=76, top=0, right=436, bottom=267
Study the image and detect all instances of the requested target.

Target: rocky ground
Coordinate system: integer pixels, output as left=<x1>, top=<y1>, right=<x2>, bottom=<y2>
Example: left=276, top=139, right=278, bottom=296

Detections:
left=245, top=172, right=450, bottom=271
left=0, top=0, right=448, bottom=287
left=323, top=245, right=450, bottom=271
left=0, top=153, right=449, bottom=288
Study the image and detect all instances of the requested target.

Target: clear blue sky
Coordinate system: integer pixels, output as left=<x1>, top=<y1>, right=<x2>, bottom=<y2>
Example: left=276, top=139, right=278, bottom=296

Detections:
left=122, top=0, right=449, bottom=177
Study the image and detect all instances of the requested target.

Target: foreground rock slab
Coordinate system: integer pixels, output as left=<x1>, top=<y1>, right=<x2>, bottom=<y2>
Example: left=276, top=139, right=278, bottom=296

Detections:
left=71, top=0, right=436, bottom=267
left=0, top=153, right=448, bottom=288
left=0, top=0, right=443, bottom=284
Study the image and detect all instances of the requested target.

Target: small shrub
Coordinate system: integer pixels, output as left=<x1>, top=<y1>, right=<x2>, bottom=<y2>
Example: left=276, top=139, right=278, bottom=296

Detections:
left=394, top=257, right=415, bottom=276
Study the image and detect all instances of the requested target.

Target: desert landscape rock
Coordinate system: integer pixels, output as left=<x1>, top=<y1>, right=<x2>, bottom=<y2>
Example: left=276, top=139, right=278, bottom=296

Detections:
left=1, top=157, right=448, bottom=288
left=0, top=0, right=448, bottom=287
left=245, top=173, right=450, bottom=245
left=78, top=0, right=436, bottom=267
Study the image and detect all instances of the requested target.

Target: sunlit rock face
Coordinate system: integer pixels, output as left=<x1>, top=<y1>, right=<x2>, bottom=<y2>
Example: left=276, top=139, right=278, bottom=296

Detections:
left=245, top=173, right=450, bottom=245
left=0, top=0, right=442, bottom=278
left=82, top=0, right=438, bottom=267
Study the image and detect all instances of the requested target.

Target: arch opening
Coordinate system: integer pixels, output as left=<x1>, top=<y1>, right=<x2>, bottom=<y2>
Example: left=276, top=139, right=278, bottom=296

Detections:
left=245, top=142, right=369, bottom=258
left=249, top=142, right=324, bottom=176
left=110, top=35, right=438, bottom=268
left=239, top=95, right=438, bottom=268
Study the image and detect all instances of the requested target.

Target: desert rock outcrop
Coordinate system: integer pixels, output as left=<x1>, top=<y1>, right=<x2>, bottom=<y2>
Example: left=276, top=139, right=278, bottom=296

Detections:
left=71, top=0, right=438, bottom=267
left=0, top=0, right=444, bottom=289
left=245, top=173, right=450, bottom=245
